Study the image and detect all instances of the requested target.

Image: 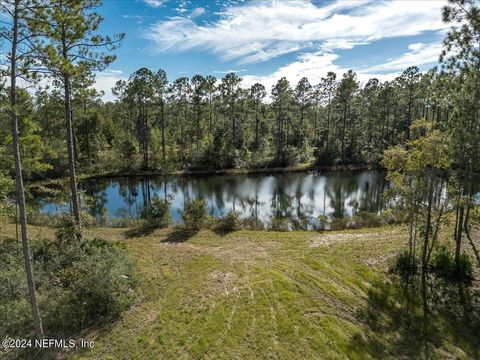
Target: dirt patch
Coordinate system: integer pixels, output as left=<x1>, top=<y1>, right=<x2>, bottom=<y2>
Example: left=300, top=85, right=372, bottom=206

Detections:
left=309, top=229, right=401, bottom=248
left=310, top=232, right=372, bottom=248
left=209, top=241, right=269, bottom=262
left=209, top=270, right=237, bottom=295
left=365, top=253, right=397, bottom=268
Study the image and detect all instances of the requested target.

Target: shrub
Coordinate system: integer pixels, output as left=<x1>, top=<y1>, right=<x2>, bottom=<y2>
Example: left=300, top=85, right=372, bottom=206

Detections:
left=38, top=238, right=134, bottom=333
left=241, top=215, right=265, bottom=230
left=268, top=217, right=290, bottom=231
left=431, top=245, right=453, bottom=277
left=143, top=196, right=172, bottom=229
left=431, top=245, right=473, bottom=281
left=317, top=215, right=329, bottom=231
left=316, top=148, right=336, bottom=166
left=456, top=253, right=473, bottom=280
left=0, top=174, right=14, bottom=224
left=45, top=238, right=134, bottom=331
left=54, top=214, right=82, bottom=242
left=0, top=239, right=32, bottom=337
left=183, top=199, right=208, bottom=230
left=0, top=227, right=135, bottom=338
left=379, top=209, right=399, bottom=225
left=348, top=212, right=382, bottom=229
left=391, top=251, right=417, bottom=278
left=215, top=210, right=242, bottom=232
left=329, top=217, right=348, bottom=230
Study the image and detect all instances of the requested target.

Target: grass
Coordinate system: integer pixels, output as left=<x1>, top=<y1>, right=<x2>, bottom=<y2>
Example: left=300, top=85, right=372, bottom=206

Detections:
left=0, top=223, right=478, bottom=359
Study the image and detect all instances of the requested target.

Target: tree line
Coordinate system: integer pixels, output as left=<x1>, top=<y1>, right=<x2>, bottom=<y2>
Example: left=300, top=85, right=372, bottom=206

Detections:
left=4, top=64, right=455, bottom=175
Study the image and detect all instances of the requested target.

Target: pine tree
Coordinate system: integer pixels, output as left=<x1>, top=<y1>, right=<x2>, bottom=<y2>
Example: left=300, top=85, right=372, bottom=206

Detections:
left=29, top=0, right=124, bottom=229
left=0, top=0, right=44, bottom=340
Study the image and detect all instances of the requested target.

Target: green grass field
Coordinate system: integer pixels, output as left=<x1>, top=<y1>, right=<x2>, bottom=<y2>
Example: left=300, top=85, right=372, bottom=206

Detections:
left=1, top=224, right=478, bottom=359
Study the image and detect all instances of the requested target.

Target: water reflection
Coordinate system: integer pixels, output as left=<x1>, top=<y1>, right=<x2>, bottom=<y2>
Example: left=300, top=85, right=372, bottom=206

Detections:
left=40, top=170, right=389, bottom=229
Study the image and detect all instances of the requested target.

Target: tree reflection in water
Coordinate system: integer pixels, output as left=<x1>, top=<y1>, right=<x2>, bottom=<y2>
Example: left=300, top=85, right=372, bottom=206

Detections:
left=40, top=170, right=390, bottom=228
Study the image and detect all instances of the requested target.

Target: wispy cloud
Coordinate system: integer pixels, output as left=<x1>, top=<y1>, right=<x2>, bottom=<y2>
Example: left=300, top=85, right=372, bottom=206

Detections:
left=145, top=0, right=448, bottom=64
left=189, top=7, right=205, bottom=18
left=241, top=39, right=447, bottom=95
left=143, top=0, right=165, bottom=8
left=241, top=51, right=401, bottom=94
left=212, top=69, right=246, bottom=74
left=361, top=42, right=444, bottom=72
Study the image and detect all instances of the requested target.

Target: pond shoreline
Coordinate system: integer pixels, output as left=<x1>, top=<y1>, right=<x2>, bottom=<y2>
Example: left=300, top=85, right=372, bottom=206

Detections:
left=28, top=163, right=382, bottom=186
left=84, top=163, right=381, bottom=179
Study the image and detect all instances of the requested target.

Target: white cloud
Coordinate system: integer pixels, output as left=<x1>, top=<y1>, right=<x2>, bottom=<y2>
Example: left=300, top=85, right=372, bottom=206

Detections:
left=240, top=39, right=447, bottom=97
left=145, top=0, right=448, bottom=64
left=241, top=51, right=400, bottom=95
left=93, top=70, right=127, bottom=102
left=212, top=69, right=246, bottom=74
left=189, top=7, right=205, bottom=18
left=361, top=42, right=443, bottom=72
left=143, top=0, right=165, bottom=8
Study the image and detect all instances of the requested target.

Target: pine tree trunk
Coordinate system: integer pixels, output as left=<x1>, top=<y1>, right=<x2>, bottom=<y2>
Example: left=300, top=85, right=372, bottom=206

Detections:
left=61, top=16, right=82, bottom=228
left=326, top=96, right=331, bottom=150
left=63, top=74, right=82, bottom=228
left=10, top=0, right=44, bottom=340
left=161, top=101, right=166, bottom=164
left=255, top=102, right=259, bottom=150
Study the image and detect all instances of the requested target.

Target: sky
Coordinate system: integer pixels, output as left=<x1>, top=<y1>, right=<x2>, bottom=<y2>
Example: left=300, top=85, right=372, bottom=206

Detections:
left=93, top=0, right=449, bottom=101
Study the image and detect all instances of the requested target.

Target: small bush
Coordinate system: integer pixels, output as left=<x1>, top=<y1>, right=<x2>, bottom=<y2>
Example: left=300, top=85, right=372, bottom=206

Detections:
left=241, top=215, right=265, bottom=230
left=0, top=173, right=14, bottom=224
left=317, top=215, right=329, bottom=231
left=143, top=196, right=172, bottom=229
left=268, top=217, right=290, bottom=231
left=0, top=239, right=32, bottom=337
left=348, top=212, right=383, bottom=229
left=431, top=246, right=473, bottom=281
left=183, top=199, right=208, bottom=230
left=379, top=209, right=399, bottom=225
left=0, top=225, right=135, bottom=339
left=329, top=217, right=348, bottom=230
left=81, top=210, right=98, bottom=227
left=54, top=214, right=82, bottom=242
left=215, top=210, right=242, bottom=232
left=316, top=148, right=337, bottom=166
left=391, top=251, right=417, bottom=278
left=431, top=245, right=453, bottom=277
left=456, top=253, right=473, bottom=280
left=45, top=238, right=134, bottom=331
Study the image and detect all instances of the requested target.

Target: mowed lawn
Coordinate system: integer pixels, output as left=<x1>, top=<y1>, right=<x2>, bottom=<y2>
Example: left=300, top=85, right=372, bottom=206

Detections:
left=1, top=224, right=477, bottom=359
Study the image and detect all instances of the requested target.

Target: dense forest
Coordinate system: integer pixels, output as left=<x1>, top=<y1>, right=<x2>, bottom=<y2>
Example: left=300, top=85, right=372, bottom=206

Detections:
left=1, top=63, right=457, bottom=176
left=0, top=0, right=479, bottom=356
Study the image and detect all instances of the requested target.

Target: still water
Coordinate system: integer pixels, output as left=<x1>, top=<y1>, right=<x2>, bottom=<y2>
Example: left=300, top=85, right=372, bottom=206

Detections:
left=40, top=170, right=389, bottom=229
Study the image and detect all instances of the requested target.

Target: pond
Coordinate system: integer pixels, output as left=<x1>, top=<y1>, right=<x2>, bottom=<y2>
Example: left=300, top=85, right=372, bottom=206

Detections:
left=38, top=170, right=390, bottom=229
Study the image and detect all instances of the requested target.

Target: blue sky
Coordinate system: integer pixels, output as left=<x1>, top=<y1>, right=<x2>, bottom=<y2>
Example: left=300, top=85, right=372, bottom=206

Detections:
left=94, top=0, right=449, bottom=100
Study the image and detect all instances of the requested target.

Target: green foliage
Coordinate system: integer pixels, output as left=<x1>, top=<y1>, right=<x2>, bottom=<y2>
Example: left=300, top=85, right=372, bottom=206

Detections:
left=182, top=199, right=208, bottom=230
left=268, top=217, right=290, bottom=231
left=431, top=245, right=454, bottom=277
left=348, top=212, right=382, bottom=229
left=2, top=55, right=469, bottom=177
left=0, top=173, right=14, bottom=223
left=383, top=119, right=453, bottom=272
left=329, top=217, right=348, bottom=230
left=317, top=215, right=329, bottom=231
left=391, top=251, right=417, bottom=278
left=431, top=245, right=473, bottom=281
left=0, top=230, right=135, bottom=337
left=143, top=196, right=172, bottom=229
left=215, top=210, right=242, bottom=232
left=0, top=239, right=32, bottom=337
